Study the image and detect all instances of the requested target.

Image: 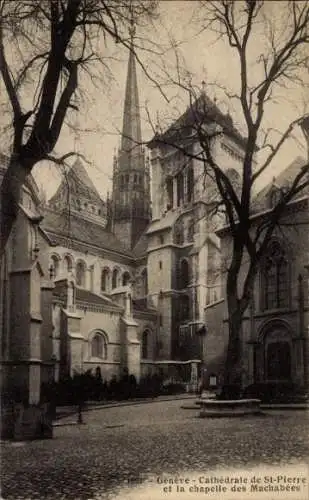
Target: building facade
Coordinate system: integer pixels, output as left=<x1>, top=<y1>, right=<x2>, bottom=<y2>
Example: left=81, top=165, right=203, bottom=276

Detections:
left=203, top=157, right=309, bottom=391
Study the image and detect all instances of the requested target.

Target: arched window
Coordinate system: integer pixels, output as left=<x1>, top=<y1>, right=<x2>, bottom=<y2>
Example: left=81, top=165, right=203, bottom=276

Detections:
left=63, top=255, right=73, bottom=274
left=122, top=271, right=131, bottom=286
left=91, top=333, right=107, bottom=359
left=76, top=260, right=86, bottom=287
left=177, top=259, right=189, bottom=289
left=179, top=294, right=190, bottom=322
left=50, top=255, right=60, bottom=279
left=187, top=166, right=194, bottom=203
left=174, top=220, right=184, bottom=245
left=101, top=268, right=110, bottom=292
left=166, top=176, right=173, bottom=209
left=112, top=268, right=119, bottom=289
left=187, top=219, right=194, bottom=242
left=262, top=241, right=289, bottom=310
left=176, top=172, right=184, bottom=206
left=142, top=330, right=150, bottom=359
left=141, top=268, right=148, bottom=296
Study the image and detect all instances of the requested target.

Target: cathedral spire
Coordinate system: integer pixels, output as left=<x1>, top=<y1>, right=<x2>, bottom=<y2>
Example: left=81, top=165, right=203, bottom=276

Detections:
left=120, top=15, right=143, bottom=169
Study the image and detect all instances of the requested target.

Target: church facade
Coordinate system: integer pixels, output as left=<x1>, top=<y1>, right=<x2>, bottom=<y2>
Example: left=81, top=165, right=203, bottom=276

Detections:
left=203, top=157, right=309, bottom=392
left=3, top=27, right=307, bottom=405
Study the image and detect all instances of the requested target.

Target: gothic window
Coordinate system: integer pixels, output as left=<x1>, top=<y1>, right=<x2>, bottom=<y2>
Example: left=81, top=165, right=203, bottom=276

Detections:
left=101, top=268, right=110, bottom=292
left=112, top=268, right=119, bottom=289
left=187, top=166, right=194, bottom=203
left=125, top=174, right=129, bottom=184
left=174, top=220, right=184, bottom=245
left=122, top=271, right=131, bottom=286
left=141, top=268, right=148, bottom=295
left=177, top=259, right=190, bottom=289
left=142, top=330, right=150, bottom=359
left=262, top=242, right=289, bottom=310
left=91, top=333, right=107, bottom=359
left=63, top=255, right=73, bottom=274
left=76, top=260, right=86, bottom=287
left=50, top=255, right=60, bottom=279
left=187, top=219, right=194, bottom=242
left=179, top=294, right=190, bottom=322
left=176, top=172, right=184, bottom=206
left=166, top=177, right=173, bottom=209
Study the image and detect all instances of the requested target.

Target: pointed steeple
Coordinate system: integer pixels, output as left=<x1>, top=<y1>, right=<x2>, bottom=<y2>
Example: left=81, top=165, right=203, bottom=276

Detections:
left=111, top=17, right=151, bottom=250
left=119, top=17, right=143, bottom=170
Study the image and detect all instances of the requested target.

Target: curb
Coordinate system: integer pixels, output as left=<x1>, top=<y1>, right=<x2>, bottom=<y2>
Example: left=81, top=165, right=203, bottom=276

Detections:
left=55, top=394, right=197, bottom=421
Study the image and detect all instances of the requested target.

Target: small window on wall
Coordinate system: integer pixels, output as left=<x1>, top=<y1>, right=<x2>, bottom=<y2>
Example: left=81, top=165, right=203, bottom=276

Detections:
left=50, top=255, right=60, bottom=279
left=142, top=330, right=150, bottom=359
left=76, top=261, right=86, bottom=287
left=101, top=268, right=110, bottom=292
left=112, top=268, right=119, bottom=289
left=159, top=261, right=162, bottom=270
left=91, top=333, right=107, bottom=359
left=122, top=271, right=131, bottom=286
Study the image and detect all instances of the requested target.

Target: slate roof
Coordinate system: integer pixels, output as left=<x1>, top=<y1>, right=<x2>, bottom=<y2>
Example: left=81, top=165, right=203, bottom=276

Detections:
left=132, top=229, right=148, bottom=258
left=41, top=209, right=135, bottom=258
left=251, top=156, right=308, bottom=214
left=53, top=281, right=122, bottom=309
left=146, top=209, right=181, bottom=234
left=76, top=288, right=121, bottom=308
left=133, top=298, right=157, bottom=315
left=148, top=93, right=249, bottom=151
left=49, top=158, right=104, bottom=206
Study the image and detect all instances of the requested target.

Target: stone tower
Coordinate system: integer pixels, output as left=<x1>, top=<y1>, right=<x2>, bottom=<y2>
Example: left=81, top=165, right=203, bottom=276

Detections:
left=111, top=21, right=151, bottom=250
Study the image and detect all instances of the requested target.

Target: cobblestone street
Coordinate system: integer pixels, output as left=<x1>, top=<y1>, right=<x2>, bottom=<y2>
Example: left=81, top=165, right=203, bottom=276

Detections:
left=1, top=400, right=309, bottom=500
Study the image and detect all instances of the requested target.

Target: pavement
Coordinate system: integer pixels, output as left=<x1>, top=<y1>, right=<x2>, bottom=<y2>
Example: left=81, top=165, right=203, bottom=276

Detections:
left=55, top=394, right=309, bottom=424
left=1, top=399, right=308, bottom=500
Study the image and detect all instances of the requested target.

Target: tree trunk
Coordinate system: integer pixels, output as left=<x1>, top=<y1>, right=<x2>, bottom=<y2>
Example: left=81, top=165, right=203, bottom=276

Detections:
left=224, top=304, right=243, bottom=386
left=0, top=158, right=30, bottom=256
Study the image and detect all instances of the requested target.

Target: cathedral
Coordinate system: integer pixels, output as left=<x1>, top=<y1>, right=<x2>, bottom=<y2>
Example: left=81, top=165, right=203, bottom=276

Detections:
left=3, top=28, right=306, bottom=407
left=0, top=35, right=251, bottom=404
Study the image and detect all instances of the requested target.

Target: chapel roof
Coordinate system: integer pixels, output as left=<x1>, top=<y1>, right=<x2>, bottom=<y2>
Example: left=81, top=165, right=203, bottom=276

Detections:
left=49, top=158, right=104, bottom=206
left=41, top=209, right=135, bottom=259
left=251, top=156, right=308, bottom=214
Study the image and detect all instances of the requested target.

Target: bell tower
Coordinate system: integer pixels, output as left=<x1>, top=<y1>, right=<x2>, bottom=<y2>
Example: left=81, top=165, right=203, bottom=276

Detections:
left=111, top=18, right=151, bottom=250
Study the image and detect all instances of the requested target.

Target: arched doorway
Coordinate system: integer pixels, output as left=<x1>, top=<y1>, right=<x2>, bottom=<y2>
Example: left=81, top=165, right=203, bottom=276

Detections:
left=267, top=341, right=291, bottom=380
left=262, top=325, right=292, bottom=382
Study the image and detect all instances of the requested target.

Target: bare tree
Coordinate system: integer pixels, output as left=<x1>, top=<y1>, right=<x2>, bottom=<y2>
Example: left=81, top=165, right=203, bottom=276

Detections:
left=0, top=0, right=160, bottom=255
left=151, top=0, right=309, bottom=386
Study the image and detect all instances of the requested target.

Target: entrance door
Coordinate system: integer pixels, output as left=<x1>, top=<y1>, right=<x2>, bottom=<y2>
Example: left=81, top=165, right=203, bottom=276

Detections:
left=267, top=341, right=291, bottom=380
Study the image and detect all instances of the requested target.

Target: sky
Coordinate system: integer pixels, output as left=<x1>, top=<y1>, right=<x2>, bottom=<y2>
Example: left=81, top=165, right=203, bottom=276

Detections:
left=1, top=1, right=308, bottom=200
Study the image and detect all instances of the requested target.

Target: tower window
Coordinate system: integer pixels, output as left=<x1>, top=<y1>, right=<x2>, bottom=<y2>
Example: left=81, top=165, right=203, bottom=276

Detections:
left=159, top=261, right=162, bottom=270
left=112, top=268, right=119, bottom=289
left=187, top=166, right=194, bottom=203
left=76, top=260, right=86, bottom=287
left=101, top=268, right=110, bottom=292
left=176, top=172, right=184, bottom=206
left=262, top=241, right=289, bottom=310
left=177, top=259, right=190, bottom=289
left=50, top=255, right=60, bottom=279
left=166, top=177, right=173, bottom=209
left=142, top=330, right=150, bottom=359
left=122, top=271, right=131, bottom=286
